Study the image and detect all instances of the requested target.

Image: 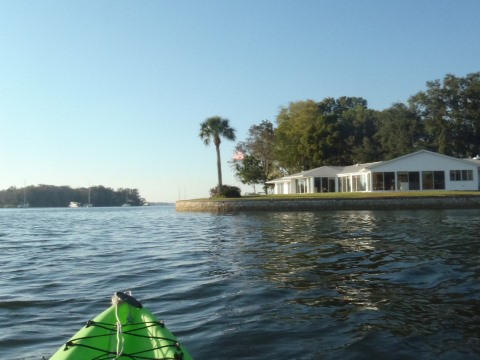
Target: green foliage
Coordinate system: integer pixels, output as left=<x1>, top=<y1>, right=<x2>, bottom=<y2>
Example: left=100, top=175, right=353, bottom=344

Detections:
left=275, top=99, right=322, bottom=172
left=209, top=185, right=241, bottom=198
left=232, top=120, right=277, bottom=192
left=0, top=185, right=146, bottom=208
left=245, top=120, right=276, bottom=180
left=234, top=154, right=264, bottom=188
left=409, top=72, right=480, bottom=157
left=274, top=97, right=375, bottom=172
left=375, top=103, right=424, bottom=159
left=199, top=116, right=236, bottom=147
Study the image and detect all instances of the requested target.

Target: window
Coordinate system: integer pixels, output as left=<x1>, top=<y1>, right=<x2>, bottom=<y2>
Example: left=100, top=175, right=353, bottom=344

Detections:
left=384, top=172, right=395, bottom=190
left=409, top=172, right=420, bottom=190
left=422, top=171, right=434, bottom=189
left=450, top=170, right=473, bottom=181
left=422, top=171, right=445, bottom=190
left=397, top=172, right=408, bottom=190
left=352, top=175, right=366, bottom=192
left=338, top=176, right=351, bottom=192
left=466, top=170, right=473, bottom=181
left=372, top=172, right=395, bottom=190
left=296, top=179, right=308, bottom=193
left=372, top=172, right=384, bottom=190
left=450, top=170, right=459, bottom=181
left=314, top=178, right=320, bottom=192
left=328, top=178, right=336, bottom=192
left=396, top=171, right=422, bottom=190
left=434, top=171, right=445, bottom=189
left=314, top=177, right=336, bottom=192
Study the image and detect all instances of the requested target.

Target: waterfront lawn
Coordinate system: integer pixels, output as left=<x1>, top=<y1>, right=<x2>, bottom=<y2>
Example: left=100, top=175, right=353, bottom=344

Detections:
left=189, top=190, right=480, bottom=201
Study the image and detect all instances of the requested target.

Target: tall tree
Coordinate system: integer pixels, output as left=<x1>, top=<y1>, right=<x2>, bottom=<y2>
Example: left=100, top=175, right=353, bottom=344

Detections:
left=343, top=106, right=380, bottom=164
left=233, top=154, right=264, bottom=192
left=274, top=97, right=372, bottom=173
left=409, top=72, right=480, bottom=157
left=318, top=96, right=372, bottom=165
left=245, top=120, right=277, bottom=189
left=275, top=100, right=322, bottom=173
left=232, top=120, right=278, bottom=192
left=199, top=116, right=236, bottom=190
left=375, top=103, right=424, bottom=159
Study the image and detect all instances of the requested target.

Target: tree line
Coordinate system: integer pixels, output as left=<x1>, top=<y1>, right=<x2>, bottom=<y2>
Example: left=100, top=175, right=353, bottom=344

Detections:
left=230, top=72, right=480, bottom=192
left=0, top=185, right=146, bottom=208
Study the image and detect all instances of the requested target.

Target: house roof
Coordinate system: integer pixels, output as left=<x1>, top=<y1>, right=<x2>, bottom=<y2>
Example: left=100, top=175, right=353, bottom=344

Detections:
left=338, top=162, right=380, bottom=174
left=265, top=166, right=338, bottom=183
left=464, top=155, right=480, bottom=166
left=265, top=170, right=307, bottom=183
left=303, top=166, right=343, bottom=177
left=367, top=149, right=480, bottom=170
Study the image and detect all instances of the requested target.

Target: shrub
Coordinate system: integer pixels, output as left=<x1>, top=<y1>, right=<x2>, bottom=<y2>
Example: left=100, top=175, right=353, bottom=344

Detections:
left=209, top=185, right=241, bottom=198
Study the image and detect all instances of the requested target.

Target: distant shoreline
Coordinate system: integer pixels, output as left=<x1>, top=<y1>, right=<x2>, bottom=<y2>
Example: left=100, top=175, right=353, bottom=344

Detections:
left=176, top=194, right=480, bottom=212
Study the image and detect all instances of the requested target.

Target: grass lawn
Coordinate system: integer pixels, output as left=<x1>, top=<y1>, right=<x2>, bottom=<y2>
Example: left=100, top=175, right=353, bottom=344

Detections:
left=185, top=190, right=480, bottom=201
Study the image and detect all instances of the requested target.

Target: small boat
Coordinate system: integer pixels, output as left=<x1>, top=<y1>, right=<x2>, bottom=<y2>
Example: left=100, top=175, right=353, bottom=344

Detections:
left=84, top=186, right=93, bottom=207
left=50, top=291, right=193, bottom=359
left=18, top=182, right=29, bottom=208
left=122, top=188, right=131, bottom=207
left=68, top=202, right=80, bottom=208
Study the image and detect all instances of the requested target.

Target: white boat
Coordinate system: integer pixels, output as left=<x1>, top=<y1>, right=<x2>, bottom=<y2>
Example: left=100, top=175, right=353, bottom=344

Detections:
left=122, top=188, right=131, bottom=207
left=84, top=187, right=93, bottom=207
left=68, top=201, right=80, bottom=208
left=18, top=182, right=29, bottom=208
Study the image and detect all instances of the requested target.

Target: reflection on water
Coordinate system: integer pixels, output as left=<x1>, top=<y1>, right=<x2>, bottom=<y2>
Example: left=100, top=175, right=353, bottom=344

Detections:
left=220, top=210, right=480, bottom=359
left=0, top=208, right=479, bottom=359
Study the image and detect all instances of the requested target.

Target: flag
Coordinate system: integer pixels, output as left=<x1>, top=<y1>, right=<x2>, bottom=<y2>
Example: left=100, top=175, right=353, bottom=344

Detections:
left=233, top=150, right=245, bottom=161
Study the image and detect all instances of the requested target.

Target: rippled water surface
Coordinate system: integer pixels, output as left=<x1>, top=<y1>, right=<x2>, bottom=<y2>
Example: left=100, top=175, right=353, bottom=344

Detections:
left=0, top=206, right=479, bottom=359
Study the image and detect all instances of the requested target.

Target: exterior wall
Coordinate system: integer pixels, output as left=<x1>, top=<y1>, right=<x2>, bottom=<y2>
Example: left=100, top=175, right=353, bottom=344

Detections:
left=176, top=196, right=480, bottom=212
left=371, top=152, right=478, bottom=191
left=446, top=171, right=478, bottom=191
left=372, top=152, right=472, bottom=172
left=270, top=151, right=479, bottom=194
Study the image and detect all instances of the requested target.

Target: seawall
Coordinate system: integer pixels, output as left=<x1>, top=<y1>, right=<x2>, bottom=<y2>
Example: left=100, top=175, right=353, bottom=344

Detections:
left=176, top=196, right=480, bottom=212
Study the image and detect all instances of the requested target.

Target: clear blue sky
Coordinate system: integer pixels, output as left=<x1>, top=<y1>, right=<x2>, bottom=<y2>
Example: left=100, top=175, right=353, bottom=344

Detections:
left=1, top=0, right=479, bottom=202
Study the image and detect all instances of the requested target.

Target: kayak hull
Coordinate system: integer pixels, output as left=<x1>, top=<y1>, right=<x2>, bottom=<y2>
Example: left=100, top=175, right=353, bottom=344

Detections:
left=50, top=294, right=192, bottom=360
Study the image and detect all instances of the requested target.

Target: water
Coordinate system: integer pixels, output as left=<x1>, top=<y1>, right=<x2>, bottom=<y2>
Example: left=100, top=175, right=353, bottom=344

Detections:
left=0, top=206, right=479, bottom=359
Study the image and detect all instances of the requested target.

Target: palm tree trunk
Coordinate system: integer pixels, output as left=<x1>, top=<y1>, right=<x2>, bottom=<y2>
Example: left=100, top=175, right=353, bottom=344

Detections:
left=216, top=143, right=223, bottom=190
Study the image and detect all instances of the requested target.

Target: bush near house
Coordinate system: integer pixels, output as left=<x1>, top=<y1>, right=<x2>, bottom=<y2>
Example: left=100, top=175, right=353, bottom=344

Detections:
left=210, top=185, right=241, bottom=198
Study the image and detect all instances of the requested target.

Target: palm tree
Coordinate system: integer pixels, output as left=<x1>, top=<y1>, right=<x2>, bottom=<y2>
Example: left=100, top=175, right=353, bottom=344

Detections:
left=199, top=116, right=236, bottom=190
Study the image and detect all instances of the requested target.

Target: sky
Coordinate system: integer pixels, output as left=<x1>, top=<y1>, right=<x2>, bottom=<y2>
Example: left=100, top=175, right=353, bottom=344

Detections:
left=1, top=0, right=479, bottom=202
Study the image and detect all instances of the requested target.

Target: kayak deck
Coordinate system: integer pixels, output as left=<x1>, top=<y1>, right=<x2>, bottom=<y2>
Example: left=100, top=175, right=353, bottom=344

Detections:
left=50, top=292, right=192, bottom=360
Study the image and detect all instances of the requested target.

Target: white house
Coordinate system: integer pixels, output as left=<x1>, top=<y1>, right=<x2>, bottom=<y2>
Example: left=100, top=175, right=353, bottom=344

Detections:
left=267, top=150, right=480, bottom=194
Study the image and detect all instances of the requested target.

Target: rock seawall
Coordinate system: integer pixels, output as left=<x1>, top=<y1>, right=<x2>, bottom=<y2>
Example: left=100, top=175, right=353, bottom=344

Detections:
left=176, top=196, right=480, bottom=212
